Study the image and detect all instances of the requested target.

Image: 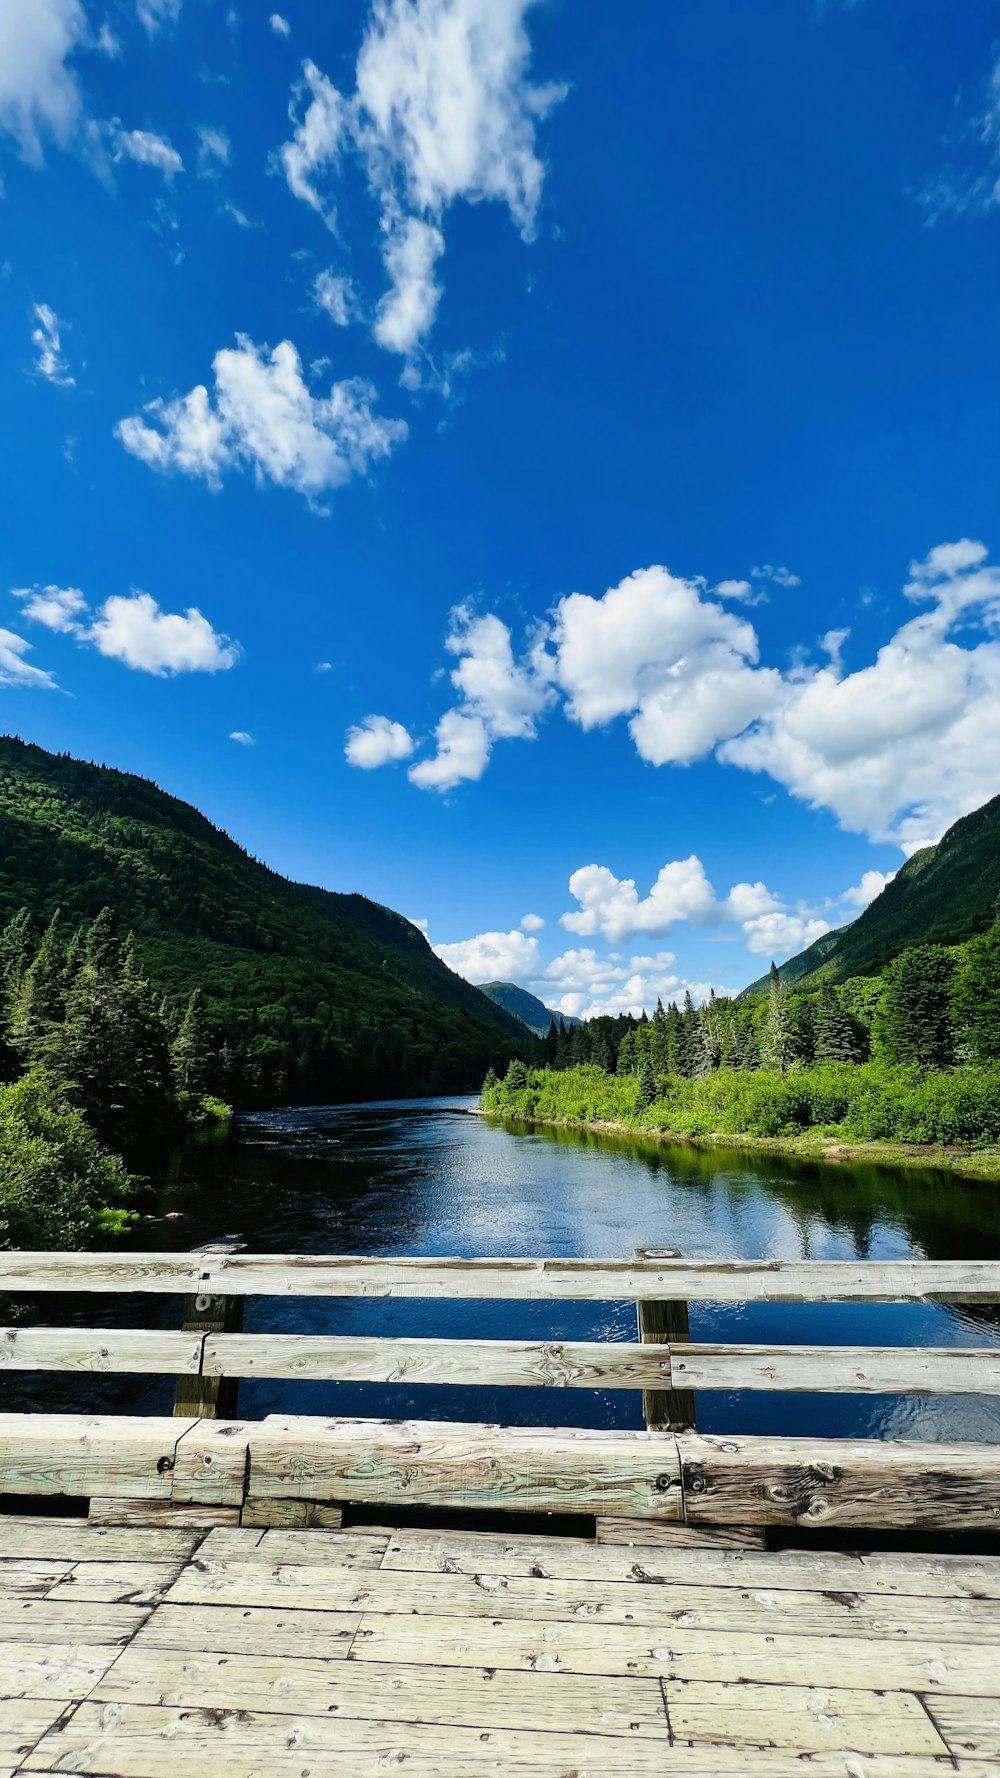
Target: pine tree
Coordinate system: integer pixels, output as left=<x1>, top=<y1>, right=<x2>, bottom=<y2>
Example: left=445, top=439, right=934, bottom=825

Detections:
left=171, top=989, right=214, bottom=1097
left=0, top=909, right=33, bottom=1006
left=504, top=1058, right=529, bottom=1093
left=814, top=987, right=864, bottom=1063
left=874, top=945, right=957, bottom=1068
left=12, top=909, right=66, bottom=1063
left=665, top=1001, right=686, bottom=1074
left=635, top=1058, right=656, bottom=1112
left=952, top=919, right=1000, bottom=1062
left=761, top=962, right=795, bottom=1073
left=690, top=1008, right=715, bottom=1078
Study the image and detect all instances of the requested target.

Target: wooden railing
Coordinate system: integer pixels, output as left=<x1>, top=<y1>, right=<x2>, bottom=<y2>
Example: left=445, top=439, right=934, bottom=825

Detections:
left=2, top=1250, right=1000, bottom=1533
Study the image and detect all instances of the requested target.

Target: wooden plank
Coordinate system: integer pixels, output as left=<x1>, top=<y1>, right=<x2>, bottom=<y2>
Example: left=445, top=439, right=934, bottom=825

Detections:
left=174, top=1293, right=243, bottom=1420
left=350, top=1611, right=1000, bottom=1695
left=247, top=1414, right=683, bottom=1519
left=0, top=1413, right=194, bottom=1501
left=136, top=1602, right=363, bottom=1659
left=678, top=1432, right=1000, bottom=1529
left=0, top=1599, right=147, bottom=1645
left=663, top=1677, right=947, bottom=1755
left=929, top=1695, right=1000, bottom=1759
left=596, top=1516, right=764, bottom=1548
left=0, top=1326, right=203, bottom=1374
left=205, top=1331, right=674, bottom=1388
left=171, top=1418, right=250, bottom=1505
left=45, top=1561, right=186, bottom=1605
left=89, top=1497, right=240, bottom=1529
left=0, top=1638, right=121, bottom=1700
left=241, top=1497, right=343, bottom=1528
left=0, top=1516, right=200, bottom=1562
left=0, top=1700, right=76, bottom=1769
left=21, top=1702, right=1000, bottom=1777
left=255, top=1529, right=390, bottom=1566
left=673, top=1343, right=1000, bottom=1394
left=8, top=1250, right=1000, bottom=1302
left=376, top=1526, right=1000, bottom=1598
left=0, top=1560, right=75, bottom=1596
left=93, top=1646, right=670, bottom=1739
left=161, top=1558, right=1000, bottom=1639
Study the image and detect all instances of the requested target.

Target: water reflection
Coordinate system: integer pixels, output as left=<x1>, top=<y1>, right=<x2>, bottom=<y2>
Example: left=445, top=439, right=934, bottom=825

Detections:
left=5, top=1096, right=1000, bottom=1442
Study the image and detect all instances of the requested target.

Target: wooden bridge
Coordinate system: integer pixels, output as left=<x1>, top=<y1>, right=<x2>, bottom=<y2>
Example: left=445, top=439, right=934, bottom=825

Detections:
left=2, top=1250, right=1000, bottom=1774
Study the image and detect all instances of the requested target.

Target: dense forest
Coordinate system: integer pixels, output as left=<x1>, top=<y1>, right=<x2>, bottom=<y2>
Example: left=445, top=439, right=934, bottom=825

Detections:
left=484, top=922, right=1000, bottom=1149
left=0, top=738, right=527, bottom=1107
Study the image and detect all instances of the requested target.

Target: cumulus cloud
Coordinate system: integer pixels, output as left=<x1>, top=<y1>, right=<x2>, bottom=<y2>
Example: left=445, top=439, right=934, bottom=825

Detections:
left=111, top=124, right=183, bottom=178
left=560, top=857, right=787, bottom=946
left=313, top=269, right=360, bottom=327
left=520, top=912, right=544, bottom=931
left=751, top=563, right=801, bottom=588
left=30, top=303, right=74, bottom=385
left=433, top=926, right=541, bottom=983
left=0, top=0, right=88, bottom=164
left=12, top=583, right=239, bottom=676
left=115, top=333, right=407, bottom=505
left=0, top=629, right=58, bottom=691
left=373, top=541, right=1000, bottom=852
left=431, top=922, right=721, bottom=1019
left=11, top=584, right=86, bottom=630
left=403, top=603, right=552, bottom=790
left=230, top=730, right=254, bottom=745
left=276, top=0, right=563, bottom=358
left=269, top=13, right=291, bottom=37
left=344, top=714, right=415, bottom=768
left=840, top=868, right=895, bottom=909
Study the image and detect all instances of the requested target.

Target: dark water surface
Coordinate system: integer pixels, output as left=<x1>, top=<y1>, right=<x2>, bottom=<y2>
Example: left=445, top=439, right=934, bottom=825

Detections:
left=7, top=1096, right=1000, bottom=1442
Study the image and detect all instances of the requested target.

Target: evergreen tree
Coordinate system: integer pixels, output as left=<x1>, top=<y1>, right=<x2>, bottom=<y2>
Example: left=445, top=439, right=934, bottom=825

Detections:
left=761, top=962, right=795, bottom=1073
left=689, top=1008, right=715, bottom=1078
left=952, top=919, right=1000, bottom=1061
left=171, top=989, right=214, bottom=1097
left=814, top=987, right=864, bottom=1063
left=787, top=997, right=816, bottom=1066
left=504, top=1057, right=529, bottom=1093
left=873, top=945, right=957, bottom=1068
left=635, top=1058, right=656, bottom=1112
left=0, top=909, right=33, bottom=1007
left=665, top=1001, right=686, bottom=1074
left=12, top=909, right=66, bottom=1064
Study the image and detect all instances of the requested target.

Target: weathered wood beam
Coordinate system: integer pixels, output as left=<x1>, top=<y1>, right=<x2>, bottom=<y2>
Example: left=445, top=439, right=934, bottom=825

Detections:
left=0, top=1327, right=203, bottom=1375
left=671, top=1342, right=1000, bottom=1394
left=634, top=1247, right=695, bottom=1430
left=173, top=1295, right=243, bottom=1419
left=204, top=1332, right=672, bottom=1389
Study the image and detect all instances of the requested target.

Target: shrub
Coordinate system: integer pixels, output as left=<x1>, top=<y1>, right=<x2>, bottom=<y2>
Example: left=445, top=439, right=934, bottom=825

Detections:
left=0, top=1072, right=134, bottom=1250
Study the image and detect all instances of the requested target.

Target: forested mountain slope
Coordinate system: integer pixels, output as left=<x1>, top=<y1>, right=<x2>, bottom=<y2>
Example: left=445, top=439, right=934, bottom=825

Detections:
left=476, top=980, right=580, bottom=1035
left=744, top=793, right=1000, bottom=994
left=0, top=737, right=527, bottom=1101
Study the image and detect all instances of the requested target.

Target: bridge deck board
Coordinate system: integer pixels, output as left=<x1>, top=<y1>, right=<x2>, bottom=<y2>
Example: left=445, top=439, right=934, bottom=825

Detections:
left=0, top=1515, right=997, bottom=1775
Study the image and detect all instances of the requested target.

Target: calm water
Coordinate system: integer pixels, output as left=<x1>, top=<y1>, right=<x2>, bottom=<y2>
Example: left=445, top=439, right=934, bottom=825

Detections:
left=6, top=1095, right=1000, bottom=1442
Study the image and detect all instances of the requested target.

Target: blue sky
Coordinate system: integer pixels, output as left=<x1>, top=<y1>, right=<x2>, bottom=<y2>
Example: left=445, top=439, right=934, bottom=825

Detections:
left=2, top=0, right=999, bottom=1019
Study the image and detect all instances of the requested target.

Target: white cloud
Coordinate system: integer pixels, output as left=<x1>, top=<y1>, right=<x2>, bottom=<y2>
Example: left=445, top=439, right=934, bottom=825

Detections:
left=11, top=584, right=86, bottom=630
left=520, top=912, right=544, bottom=931
left=89, top=593, right=239, bottom=675
left=277, top=0, right=563, bottom=357
left=313, top=269, right=359, bottom=327
left=344, top=714, right=415, bottom=768
left=136, top=0, right=182, bottom=34
left=433, top=926, right=541, bottom=983
left=30, top=303, right=74, bottom=386
left=408, top=707, right=490, bottom=790
left=552, top=565, right=783, bottom=765
left=196, top=126, right=231, bottom=177
left=713, top=578, right=765, bottom=606
left=751, top=563, right=801, bottom=588
left=373, top=213, right=444, bottom=356
left=112, top=125, right=183, bottom=178
left=230, top=730, right=254, bottom=745
left=918, top=53, right=1000, bottom=225
left=739, top=910, right=832, bottom=958
left=839, top=868, right=895, bottom=909
left=0, top=0, right=88, bottom=165
left=270, top=13, right=291, bottom=37
left=115, top=333, right=407, bottom=504
left=0, top=628, right=57, bottom=691
left=560, top=856, right=783, bottom=946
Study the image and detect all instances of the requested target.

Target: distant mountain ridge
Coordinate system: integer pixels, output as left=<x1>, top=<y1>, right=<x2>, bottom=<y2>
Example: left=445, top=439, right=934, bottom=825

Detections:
left=743, top=792, right=1000, bottom=995
left=0, top=736, right=527, bottom=1100
left=476, top=980, right=581, bottom=1036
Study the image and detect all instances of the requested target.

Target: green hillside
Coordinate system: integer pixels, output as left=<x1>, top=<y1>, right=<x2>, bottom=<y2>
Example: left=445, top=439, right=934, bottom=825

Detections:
left=476, top=980, right=581, bottom=1036
left=0, top=737, right=527, bottom=1102
left=744, top=793, right=1000, bottom=995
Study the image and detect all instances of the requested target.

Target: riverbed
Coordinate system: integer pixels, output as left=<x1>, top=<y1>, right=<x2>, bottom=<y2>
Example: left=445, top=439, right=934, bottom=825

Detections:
left=5, top=1096, right=1000, bottom=1441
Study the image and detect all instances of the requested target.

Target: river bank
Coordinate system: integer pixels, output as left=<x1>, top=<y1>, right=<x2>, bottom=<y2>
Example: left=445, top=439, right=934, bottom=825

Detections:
left=481, top=1107, right=1000, bottom=1182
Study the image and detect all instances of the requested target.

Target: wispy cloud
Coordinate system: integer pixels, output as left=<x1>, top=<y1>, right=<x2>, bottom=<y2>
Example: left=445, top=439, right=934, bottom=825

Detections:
left=30, top=303, right=74, bottom=385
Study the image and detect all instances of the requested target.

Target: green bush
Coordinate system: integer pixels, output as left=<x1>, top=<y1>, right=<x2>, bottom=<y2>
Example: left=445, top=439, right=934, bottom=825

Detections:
left=0, top=1073, right=134, bottom=1250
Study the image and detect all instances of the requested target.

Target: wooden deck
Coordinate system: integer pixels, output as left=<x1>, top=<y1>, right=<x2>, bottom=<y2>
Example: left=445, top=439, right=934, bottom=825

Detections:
left=1, top=1513, right=1000, bottom=1776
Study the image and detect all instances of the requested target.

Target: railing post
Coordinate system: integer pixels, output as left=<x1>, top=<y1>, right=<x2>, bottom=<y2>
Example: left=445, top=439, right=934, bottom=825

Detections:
left=173, top=1290, right=243, bottom=1419
left=634, top=1246, right=695, bottom=1431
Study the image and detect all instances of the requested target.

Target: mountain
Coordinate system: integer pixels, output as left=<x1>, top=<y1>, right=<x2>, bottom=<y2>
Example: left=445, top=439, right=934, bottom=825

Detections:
left=476, top=980, right=581, bottom=1036
left=0, top=737, right=527, bottom=1102
left=743, top=792, right=1000, bottom=995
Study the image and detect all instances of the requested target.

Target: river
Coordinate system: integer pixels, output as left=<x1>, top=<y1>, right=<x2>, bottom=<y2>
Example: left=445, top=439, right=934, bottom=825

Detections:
left=6, top=1096, right=1000, bottom=1442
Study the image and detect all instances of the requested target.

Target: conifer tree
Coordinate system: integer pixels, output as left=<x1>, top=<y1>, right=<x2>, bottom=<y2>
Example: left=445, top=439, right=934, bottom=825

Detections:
left=761, top=962, right=795, bottom=1073
left=814, top=987, right=863, bottom=1063
left=171, top=989, right=214, bottom=1097
left=0, top=909, right=33, bottom=1007
left=952, top=919, right=1000, bottom=1061
left=635, top=1058, right=656, bottom=1112
left=873, top=945, right=957, bottom=1068
left=12, top=909, right=66, bottom=1063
